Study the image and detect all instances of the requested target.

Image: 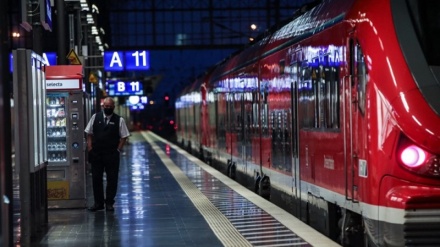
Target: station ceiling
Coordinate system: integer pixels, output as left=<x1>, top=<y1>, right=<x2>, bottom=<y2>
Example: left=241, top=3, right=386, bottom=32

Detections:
left=89, top=0, right=320, bottom=102
left=10, top=0, right=319, bottom=103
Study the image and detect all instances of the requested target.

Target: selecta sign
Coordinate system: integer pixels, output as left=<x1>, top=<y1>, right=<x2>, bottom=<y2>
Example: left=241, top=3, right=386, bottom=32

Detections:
left=104, top=50, right=150, bottom=71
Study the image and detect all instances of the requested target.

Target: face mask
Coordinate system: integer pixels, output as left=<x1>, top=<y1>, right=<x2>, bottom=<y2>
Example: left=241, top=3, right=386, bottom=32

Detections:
left=104, top=108, right=114, bottom=115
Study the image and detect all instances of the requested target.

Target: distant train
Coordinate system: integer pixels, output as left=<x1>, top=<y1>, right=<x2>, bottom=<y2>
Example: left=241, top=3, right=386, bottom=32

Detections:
left=175, top=0, right=440, bottom=246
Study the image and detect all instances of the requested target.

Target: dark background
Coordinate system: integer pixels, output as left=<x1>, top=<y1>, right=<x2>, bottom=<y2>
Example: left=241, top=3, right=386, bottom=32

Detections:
left=8, top=0, right=318, bottom=136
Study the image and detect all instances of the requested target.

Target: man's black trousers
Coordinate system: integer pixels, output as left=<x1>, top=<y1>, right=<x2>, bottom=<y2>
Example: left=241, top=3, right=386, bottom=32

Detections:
left=90, top=150, right=120, bottom=206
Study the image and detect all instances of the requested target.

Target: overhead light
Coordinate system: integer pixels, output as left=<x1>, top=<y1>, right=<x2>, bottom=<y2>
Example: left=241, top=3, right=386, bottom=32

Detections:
left=80, top=0, right=89, bottom=11
left=95, top=36, right=102, bottom=45
left=87, top=14, right=94, bottom=24
left=92, top=4, right=99, bottom=14
left=91, top=25, right=98, bottom=35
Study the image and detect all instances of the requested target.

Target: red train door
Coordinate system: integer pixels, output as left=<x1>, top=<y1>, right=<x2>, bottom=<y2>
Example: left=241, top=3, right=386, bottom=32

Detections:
left=345, top=36, right=368, bottom=202
left=291, top=76, right=301, bottom=213
left=288, top=49, right=302, bottom=216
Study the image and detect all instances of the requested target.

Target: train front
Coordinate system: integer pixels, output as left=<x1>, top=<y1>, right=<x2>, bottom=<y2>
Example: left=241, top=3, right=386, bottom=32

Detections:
left=354, top=0, right=440, bottom=246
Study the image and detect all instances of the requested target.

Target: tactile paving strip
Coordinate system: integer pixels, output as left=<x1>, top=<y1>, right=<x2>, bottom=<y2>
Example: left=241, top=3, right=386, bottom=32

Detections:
left=144, top=132, right=253, bottom=247
left=143, top=132, right=314, bottom=247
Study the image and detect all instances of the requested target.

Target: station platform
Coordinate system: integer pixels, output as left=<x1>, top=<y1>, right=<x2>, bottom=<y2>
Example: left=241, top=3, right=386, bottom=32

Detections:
left=30, top=131, right=340, bottom=247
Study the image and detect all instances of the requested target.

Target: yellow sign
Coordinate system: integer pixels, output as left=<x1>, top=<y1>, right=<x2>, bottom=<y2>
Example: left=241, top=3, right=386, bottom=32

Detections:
left=89, top=73, right=98, bottom=84
left=47, top=180, right=70, bottom=200
left=66, top=49, right=81, bottom=65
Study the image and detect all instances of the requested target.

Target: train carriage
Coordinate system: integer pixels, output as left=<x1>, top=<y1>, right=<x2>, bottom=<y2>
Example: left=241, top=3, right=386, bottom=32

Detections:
left=175, top=0, right=440, bottom=246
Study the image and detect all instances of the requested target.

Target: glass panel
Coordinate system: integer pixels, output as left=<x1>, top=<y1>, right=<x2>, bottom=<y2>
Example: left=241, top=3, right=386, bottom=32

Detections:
left=46, top=94, right=67, bottom=163
left=356, top=44, right=367, bottom=115
left=406, top=0, right=440, bottom=66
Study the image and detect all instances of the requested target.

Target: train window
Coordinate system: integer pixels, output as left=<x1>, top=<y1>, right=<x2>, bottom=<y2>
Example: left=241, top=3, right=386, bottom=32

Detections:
left=406, top=0, right=440, bottom=66
left=330, top=67, right=340, bottom=128
left=299, top=65, right=315, bottom=128
left=324, top=66, right=340, bottom=128
left=216, top=93, right=227, bottom=149
left=298, top=62, right=340, bottom=130
left=270, top=111, right=276, bottom=143
left=252, top=103, right=259, bottom=128
left=356, top=44, right=367, bottom=115
left=226, top=93, right=232, bottom=131
left=317, top=66, right=325, bottom=128
left=261, top=91, right=269, bottom=135
left=262, top=103, right=269, bottom=135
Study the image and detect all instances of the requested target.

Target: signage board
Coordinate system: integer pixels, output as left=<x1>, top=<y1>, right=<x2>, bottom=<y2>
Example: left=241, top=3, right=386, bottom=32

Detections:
left=46, top=79, right=81, bottom=90
left=103, top=51, right=124, bottom=71
left=40, top=0, right=52, bottom=31
left=106, top=80, right=144, bottom=96
left=10, top=52, right=57, bottom=72
left=66, top=49, right=81, bottom=65
left=104, top=50, right=150, bottom=71
left=125, top=50, right=150, bottom=70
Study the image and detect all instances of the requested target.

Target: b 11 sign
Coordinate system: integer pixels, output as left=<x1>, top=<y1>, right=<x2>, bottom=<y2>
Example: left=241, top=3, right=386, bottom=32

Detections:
left=104, top=50, right=150, bottom=71
left=106, top=80, right=144, bottom=96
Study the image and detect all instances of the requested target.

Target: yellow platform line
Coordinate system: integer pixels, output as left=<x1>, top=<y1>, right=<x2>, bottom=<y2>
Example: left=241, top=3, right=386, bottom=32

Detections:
left=142, top=131, right=252, bottom=247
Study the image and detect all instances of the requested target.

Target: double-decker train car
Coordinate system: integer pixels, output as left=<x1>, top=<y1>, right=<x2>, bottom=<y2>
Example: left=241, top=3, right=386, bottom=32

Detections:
left=175, top=0, right=440, bottom=246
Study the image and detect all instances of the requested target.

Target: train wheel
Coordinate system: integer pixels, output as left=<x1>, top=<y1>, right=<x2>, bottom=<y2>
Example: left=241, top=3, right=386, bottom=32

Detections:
left=199, top=146, right=204, bottom=161
left=364, top=234, right=371, bottom=247
left=258, top=175, right=271, bottom=199
left=339, top=210, right=364, bottom=247
left=254, top=173, right=261, bottom=193
left=228, top=162, right=236, bottom=179
left=363, top=223, right=376, bottom=247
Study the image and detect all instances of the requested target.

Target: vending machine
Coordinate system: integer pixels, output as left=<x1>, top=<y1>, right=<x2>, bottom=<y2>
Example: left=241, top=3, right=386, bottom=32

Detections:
left=45, top=65, right=87, bottom=208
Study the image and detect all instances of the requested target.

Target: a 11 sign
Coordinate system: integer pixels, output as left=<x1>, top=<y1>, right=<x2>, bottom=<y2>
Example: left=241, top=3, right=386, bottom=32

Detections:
left=104, top=50, right=150, bottom=71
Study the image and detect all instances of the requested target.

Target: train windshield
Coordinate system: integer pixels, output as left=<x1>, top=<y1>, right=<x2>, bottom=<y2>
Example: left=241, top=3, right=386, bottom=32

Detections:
left=405, top=0, right=440, bottom=66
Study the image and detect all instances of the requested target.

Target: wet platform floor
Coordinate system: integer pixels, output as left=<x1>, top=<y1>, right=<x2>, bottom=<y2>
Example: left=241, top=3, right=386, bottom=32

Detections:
left=27, top=131, right=338, bottom=247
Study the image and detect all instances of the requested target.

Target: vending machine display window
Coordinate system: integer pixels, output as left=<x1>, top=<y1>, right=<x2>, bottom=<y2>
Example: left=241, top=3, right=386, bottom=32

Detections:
left=46, top=94, right=68, bottom=163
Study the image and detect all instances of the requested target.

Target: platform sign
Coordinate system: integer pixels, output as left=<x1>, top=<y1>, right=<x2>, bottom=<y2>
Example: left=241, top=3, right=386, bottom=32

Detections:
left=125, top=50, right=150, bottom=70
left=106, top=80, right=144, bottom=96
left=40, top=0, right=52, bottom=31
left=104, top=51, right=124, bottom=71
left=104, top=50, right=150, bottom=71
left=10, top=52, right=57, bottom=72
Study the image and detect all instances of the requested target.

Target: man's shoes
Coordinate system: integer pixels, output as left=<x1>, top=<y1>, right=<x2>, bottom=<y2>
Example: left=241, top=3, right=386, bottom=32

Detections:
left=106, top=204, right=114, bottom=212
left=88, top=204, right=104, bottom=212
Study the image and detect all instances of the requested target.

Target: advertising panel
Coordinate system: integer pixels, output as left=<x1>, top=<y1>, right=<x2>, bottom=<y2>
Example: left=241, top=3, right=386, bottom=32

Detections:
left=45, top=65, right=87, bottom=208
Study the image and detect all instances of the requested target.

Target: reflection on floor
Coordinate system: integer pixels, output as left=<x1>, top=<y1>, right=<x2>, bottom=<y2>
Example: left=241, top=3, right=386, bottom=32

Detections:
left=31, top=132, right=223, bottom=247
left=23, top=131, right=332, bottom=247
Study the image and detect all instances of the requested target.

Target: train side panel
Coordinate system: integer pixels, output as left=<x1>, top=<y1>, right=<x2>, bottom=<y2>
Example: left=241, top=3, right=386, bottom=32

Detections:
left=176, top=0, right=440, bottom=246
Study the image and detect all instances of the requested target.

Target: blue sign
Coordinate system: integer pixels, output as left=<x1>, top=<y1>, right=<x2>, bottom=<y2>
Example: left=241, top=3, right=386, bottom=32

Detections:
left=125, top=50, right=150, bottom=70
left=40, top=0, right=52, bottom=31
left=43, top=52, right=57, bottom=65
left=104, top=51, right=124, bottom=71
left=104, top=50, right=150, bottom=71
left=106, top=80, right=144, bottom=96
left=10, top=52, right=57, bottom=72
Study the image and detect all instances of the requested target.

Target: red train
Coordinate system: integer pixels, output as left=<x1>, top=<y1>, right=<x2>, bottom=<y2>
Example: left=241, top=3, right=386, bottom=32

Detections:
left=175, top=0, right=440, bottom=246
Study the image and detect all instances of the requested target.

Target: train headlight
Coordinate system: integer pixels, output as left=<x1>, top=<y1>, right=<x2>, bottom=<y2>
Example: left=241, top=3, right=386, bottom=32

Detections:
left=397, top=135, right=440, bottom=177
left=400, top=145, right=426, bottom=168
